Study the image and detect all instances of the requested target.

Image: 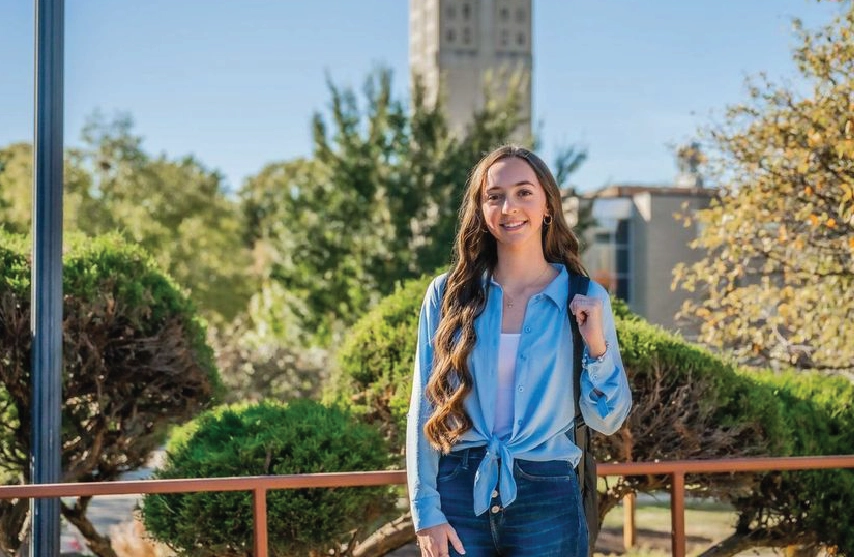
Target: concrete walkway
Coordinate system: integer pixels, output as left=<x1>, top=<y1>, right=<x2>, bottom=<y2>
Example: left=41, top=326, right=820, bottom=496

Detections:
left=60, top=451, right=165, bottom=555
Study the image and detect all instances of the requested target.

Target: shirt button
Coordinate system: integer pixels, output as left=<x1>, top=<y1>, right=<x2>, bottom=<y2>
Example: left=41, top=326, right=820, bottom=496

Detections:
left=517, top=420, right=523, bottom=426
left=491, top=490, right=499, bottom=498
left=518, top=385, right=524, bottom=392
left=519, top=353, right=527, bottom=361
left=524, top=326, right=531, bottom=333
left=491, top=505, right=501, bottom=514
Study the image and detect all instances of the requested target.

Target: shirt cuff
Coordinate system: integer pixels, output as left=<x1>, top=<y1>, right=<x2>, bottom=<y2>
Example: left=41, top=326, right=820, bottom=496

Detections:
left=581, top=347, right=621, bottom=418
left=411, top=495, right=448, bottom=532
left=582, top=343, right=612, bottom=384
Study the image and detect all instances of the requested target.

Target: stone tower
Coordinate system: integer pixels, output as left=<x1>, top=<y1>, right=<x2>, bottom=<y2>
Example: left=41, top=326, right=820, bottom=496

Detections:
left=409, top=0, right=533, bottom=138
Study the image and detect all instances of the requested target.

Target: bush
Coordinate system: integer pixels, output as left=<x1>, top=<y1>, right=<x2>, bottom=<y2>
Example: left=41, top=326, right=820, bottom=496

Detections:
left=733, top=370, right=854, bottom=551
left=211, top=281, right=330, bottom=403
left=326, top=274, right=431, bottom=457
left=333, top=272, right=854, bottom=553
left=0, top=232, right=221, bottom=556
left=142, top=399, right=396, bottom=556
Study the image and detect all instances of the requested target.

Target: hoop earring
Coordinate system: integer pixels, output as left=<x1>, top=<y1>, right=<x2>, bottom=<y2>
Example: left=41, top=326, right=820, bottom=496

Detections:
left=543, top=214, right=553, bottom=226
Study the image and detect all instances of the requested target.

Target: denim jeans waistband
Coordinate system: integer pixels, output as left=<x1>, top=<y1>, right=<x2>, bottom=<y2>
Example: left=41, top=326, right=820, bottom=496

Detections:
left=444, top=446, right=489, bottom=467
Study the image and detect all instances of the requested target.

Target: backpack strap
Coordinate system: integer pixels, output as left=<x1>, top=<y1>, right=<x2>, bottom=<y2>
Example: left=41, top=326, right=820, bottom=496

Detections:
left=567, top=270, right=590, bottom=430
left=567, top=269, right=599, bottom=554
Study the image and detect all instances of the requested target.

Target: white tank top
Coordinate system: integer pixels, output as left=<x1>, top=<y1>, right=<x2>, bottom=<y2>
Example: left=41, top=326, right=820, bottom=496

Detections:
left=493, top=333, right=520, bottom=438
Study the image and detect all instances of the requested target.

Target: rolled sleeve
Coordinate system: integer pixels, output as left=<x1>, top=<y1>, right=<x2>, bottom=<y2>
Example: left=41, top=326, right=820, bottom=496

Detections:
left=578, top=286, right=632, bottom=435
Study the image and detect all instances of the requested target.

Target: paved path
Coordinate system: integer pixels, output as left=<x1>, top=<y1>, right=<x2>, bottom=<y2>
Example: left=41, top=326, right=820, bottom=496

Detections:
left=60, top=451, right=165, bottom=555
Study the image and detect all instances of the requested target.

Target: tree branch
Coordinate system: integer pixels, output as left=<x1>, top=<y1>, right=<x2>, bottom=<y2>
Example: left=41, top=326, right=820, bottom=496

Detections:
left=351, top=512, right=415, bottom=557
left=61, top=500, right=119, bottom=557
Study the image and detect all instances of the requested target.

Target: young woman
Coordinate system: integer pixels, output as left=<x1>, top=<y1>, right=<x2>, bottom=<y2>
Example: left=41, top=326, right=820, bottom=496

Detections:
left=406, top=145, right=632, bottom=557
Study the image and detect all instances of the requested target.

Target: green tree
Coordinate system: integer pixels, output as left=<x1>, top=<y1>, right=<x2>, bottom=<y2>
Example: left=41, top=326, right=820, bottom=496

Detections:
left=0, top=232, right=221, bottom=557
left=240, top=157, right=346, bottom=338
left=551, top=143, right=592, bottom=240
left=674, top=5, right=854, bottom=373
left=0, top=142, right=93, bottom=235
left=0, top=114, right=256, bottom=323
left=0, top=143, right=32, bottom=235
left=70, top=113, right=256, bottom=323
left=211, top=279, right=329, bottom=403
left=241, top=68, right=587, bottom=342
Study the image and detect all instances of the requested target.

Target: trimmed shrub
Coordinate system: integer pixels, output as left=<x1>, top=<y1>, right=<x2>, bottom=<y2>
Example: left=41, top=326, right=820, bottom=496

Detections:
left=142, top=399, right=396, bottom=556
left=0, top=231, right=221, bottom=556
left=733, top=370, right=854, bottom=551
left=326, top=274, right=431, bottom=456
left=333, top=273, right=854, bottom=553
left=609, top=295, right=638, bottom=322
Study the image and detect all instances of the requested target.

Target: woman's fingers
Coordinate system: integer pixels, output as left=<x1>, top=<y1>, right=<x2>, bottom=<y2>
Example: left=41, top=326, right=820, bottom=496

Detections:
left=415, top=530, right=431, bottom=556
left=447, top=525, right=466, bottom=555
left=416, top=523, right=463, bottom=557
left=570, top=294, right=601, bottom=324
left=571, top=294, right=609, bottom=351
left=418, top=535, right=436, bottom=557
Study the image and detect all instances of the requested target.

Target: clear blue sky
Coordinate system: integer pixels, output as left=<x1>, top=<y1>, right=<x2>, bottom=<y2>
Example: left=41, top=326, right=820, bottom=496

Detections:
left=0, top=1, right=844, bottom=193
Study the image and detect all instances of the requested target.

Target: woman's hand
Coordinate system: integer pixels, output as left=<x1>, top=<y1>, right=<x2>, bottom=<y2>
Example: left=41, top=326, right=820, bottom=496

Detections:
left=569, top=294, right=607, bottom=357
left=416, top=522, right=466, bottom=556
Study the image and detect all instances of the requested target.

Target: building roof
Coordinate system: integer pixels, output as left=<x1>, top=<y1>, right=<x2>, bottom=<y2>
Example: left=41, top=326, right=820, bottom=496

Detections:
left=584, top=183, right=718, bottom=200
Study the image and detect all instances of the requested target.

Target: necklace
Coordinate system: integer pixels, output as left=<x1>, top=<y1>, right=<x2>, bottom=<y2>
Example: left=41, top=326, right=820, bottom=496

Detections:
left=500, top=264, right=552, bottom=309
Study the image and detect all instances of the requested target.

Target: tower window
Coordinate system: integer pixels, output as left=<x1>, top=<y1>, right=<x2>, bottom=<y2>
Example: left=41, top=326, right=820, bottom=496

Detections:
left=463, top=26, right=471, bottom=44
left=501, top=29, right=509, bottom=47
left=516, top=31, right=525, bottom=46
left=447, top=5, right=456, bottom=19
left=447, top=28, right=456, bottom=43
left=462, top=3, right=471, bottom=20
left=500, top=7, right=509, bottom=21
left=516, top=8, right=526, bottom=22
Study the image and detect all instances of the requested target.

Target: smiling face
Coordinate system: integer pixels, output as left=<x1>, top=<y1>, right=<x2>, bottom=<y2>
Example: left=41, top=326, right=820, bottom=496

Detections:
left=481, top=156, right=550, bottom=253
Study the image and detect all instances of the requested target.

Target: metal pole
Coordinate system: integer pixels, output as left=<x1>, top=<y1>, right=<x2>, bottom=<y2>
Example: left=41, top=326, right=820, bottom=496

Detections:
left=253, top=488, right=269, bottom=557
left=670, top=472, right=686, bottom=557
left=31, top=0, right=64, bottom=554
left=622, top=492, right=636, bottom=549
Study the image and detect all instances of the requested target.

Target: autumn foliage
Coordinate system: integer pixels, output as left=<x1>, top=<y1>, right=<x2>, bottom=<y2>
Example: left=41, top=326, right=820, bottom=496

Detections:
left=674, top=5, right=854, bottom=373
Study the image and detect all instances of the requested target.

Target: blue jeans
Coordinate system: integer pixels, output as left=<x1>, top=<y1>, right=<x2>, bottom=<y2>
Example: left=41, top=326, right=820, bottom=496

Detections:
left=436, top=446, right=589, bottom=557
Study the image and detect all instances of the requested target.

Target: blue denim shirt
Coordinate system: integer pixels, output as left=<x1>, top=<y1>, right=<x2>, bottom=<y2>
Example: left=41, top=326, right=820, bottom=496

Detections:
left=406, top=264, right=632, bottom=532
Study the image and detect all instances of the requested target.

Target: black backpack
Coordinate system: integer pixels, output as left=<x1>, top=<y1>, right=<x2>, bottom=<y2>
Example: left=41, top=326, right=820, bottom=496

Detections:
left=567, top=271, right=599, bottom=555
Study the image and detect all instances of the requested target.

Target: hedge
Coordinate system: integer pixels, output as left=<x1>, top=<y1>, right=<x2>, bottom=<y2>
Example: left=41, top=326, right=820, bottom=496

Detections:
left=142, top=399, right=396, bottom=556
left=0, top=231, right=222, bottom=555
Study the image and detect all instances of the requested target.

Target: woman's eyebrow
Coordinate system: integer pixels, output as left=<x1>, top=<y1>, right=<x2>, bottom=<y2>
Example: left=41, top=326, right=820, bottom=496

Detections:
left=485, top=180, right=535, bottom=192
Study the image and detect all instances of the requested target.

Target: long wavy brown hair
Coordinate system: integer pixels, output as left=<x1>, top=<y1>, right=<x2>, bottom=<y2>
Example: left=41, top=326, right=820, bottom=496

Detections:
left=424, top=145, right=587, bottom=453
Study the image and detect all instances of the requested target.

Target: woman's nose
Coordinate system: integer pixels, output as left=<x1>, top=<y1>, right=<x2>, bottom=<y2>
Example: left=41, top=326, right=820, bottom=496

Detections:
left=502, top=197, right=518, bottom=213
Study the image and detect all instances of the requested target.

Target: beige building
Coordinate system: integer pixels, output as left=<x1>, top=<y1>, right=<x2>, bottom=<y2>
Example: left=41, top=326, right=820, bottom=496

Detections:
left=579, top=144, right=714, bottom=333
left=580, top=184, right=716, bottom=333
left=409, top=0, right=532, bottom=137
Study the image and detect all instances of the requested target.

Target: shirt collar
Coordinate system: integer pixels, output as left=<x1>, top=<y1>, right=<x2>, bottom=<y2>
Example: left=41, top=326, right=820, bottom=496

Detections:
left=484, top=262, right=569, bottom=314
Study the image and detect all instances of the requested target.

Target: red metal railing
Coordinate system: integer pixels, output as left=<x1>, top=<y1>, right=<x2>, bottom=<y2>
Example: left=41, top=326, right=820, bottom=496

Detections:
left=2, top=455, right=854, bottom=556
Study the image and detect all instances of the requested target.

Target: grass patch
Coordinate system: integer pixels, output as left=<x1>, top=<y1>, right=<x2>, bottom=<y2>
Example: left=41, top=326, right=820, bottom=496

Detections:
left=596, top=493, right=739, bottom=557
